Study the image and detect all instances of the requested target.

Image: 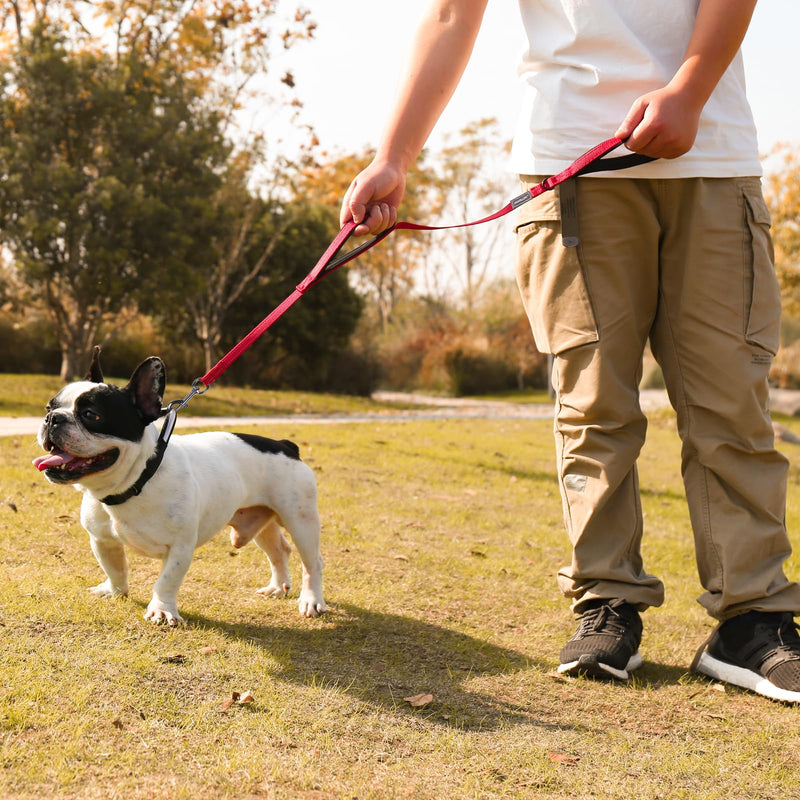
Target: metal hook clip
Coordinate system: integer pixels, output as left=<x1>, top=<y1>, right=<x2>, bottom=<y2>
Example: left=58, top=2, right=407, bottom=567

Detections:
left=164, top=377, right=210, bottom=414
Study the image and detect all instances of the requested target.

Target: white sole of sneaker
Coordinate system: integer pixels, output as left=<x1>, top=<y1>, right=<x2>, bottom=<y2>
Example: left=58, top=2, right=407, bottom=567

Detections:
left=696, top=652, right=800, bottom=703
left=558, top=651, right=643, bottom=681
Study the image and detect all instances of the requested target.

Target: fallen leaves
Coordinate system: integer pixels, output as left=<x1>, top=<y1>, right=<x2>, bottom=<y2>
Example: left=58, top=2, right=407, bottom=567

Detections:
left=688, top=682, right=726, bottom=700
left=404, top=693, right=434, bottom=708
left=547, top=751, right=580, bottom=766
left=221, top=690, right=255, bottom=711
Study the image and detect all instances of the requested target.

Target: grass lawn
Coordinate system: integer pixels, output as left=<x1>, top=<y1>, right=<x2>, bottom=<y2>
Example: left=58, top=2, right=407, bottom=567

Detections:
left=2, top=402, right=800, bottom=798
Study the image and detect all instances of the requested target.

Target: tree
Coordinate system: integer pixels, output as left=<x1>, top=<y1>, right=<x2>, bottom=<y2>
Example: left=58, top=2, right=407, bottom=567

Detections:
left=766, top=147, right=800, bottom=319
left=0, top=1, right=317, bottom=379
left=0, top=25, right=229, bottom=378
left=157, top=150, right=298, bottom=373
left=0, top=1, right=317, bottom=162
left=431, top=118, right=514, bottom=311
left=212, top=203, right=365, bottom=391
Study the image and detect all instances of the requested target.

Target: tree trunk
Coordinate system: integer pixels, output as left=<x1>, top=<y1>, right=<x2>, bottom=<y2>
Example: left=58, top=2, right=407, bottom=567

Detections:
left=60, top=342, right=86, bottom=382
left=57, top=314, right=102, bottom=381
left=202, top=337, right=215, bottom=375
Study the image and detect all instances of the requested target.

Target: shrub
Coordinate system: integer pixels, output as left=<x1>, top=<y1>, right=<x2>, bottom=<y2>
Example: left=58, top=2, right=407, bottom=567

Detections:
left=444, top=347, right=518, bottom=396
left=0, top=314, right=60, bottom=374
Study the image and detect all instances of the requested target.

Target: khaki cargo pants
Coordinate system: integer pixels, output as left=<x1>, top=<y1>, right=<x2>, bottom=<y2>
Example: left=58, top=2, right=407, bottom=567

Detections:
left=514, top=175, right=800, bottom=620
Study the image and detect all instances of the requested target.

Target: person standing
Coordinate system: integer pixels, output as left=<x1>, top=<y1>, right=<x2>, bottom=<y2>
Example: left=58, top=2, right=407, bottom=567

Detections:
left=340, top=0, right=800, bottom=702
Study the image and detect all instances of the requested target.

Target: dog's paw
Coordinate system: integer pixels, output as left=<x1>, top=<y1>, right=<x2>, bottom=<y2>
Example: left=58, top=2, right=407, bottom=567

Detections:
left=87, top=579, right=128, bottom=598
left=298, top=589, right=326, bottom=618
left=144, top=599, right=184, bottom=626
left=256, top=580, right=291, bottom=599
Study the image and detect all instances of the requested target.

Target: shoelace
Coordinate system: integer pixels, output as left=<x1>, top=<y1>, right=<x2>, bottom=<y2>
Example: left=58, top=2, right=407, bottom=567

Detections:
left=758, top=617, right=800, bottom=667
left=576, top=603, right=630, bottom=638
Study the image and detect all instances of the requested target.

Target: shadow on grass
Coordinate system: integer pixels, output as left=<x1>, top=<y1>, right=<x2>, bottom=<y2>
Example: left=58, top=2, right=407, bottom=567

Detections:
left=182, top=601, right=586, bottom=733
left=634, top=661, right=694, bottom=688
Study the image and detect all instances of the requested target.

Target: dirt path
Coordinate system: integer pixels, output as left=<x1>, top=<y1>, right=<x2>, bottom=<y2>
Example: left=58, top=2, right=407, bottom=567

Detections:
left=0, top=389, right=677, bottom=437
left=7, top=388, right=800, bottom=446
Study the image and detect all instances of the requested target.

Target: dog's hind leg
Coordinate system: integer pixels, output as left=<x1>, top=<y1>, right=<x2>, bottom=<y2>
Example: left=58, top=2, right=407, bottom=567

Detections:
left=254, top=517, right=293, bottom=600
left=279, top=507, right=325, bottom=618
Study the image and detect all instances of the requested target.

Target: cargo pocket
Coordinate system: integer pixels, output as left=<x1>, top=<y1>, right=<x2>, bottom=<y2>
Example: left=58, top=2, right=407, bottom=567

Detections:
left=514, top=179, right=599, bottom=355
left=742, top=182, right=780, bottom=356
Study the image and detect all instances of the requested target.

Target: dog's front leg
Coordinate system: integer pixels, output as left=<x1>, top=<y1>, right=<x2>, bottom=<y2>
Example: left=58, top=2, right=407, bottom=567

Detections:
left=145, top=541, right=195, bottom=626
left=82, top=496, right=129, bottom=597
left=88, top=536, right=130, bottom=598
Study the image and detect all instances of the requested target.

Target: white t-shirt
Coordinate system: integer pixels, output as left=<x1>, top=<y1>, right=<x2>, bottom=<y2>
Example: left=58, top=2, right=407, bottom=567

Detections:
left=510, top=0, right=762, bottom=178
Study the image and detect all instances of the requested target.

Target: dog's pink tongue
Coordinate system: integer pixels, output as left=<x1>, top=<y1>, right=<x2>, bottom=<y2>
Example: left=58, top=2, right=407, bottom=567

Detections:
left=33, top=450, right=75, bottom=472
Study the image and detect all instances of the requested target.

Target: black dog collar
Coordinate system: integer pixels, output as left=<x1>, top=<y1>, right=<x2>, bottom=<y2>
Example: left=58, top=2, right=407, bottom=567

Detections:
left=100, top=409, right=177, bottom=506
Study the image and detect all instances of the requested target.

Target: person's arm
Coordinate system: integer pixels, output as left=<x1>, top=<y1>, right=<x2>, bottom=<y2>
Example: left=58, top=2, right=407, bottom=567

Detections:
left=616, top=0, right=758, bottom=158
left=340, top=0, right=488, bottom=235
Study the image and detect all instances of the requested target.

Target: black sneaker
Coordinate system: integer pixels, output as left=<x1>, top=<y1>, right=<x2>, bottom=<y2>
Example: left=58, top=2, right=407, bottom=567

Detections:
left=693, top=610, right=800, bottom=703
left=558, top=598, right=643, bottom=681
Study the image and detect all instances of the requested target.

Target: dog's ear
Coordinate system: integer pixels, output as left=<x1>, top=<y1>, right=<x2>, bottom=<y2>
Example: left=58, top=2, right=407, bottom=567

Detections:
left=126, top=357, right=166, bottom=424
left=85, top=345, right=104, bottom=383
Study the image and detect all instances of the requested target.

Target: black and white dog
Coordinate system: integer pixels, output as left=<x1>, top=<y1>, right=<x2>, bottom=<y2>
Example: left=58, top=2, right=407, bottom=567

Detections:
left=33, top=349, right=325, bottom=625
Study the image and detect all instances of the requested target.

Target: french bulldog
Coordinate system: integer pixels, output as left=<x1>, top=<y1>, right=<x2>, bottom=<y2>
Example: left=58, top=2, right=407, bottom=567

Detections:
left=33, top=348, right=325, bottom=625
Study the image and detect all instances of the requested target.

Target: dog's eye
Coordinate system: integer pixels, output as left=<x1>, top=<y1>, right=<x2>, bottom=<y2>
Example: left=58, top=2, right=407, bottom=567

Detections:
left=81, top=409, right=101, bottom=422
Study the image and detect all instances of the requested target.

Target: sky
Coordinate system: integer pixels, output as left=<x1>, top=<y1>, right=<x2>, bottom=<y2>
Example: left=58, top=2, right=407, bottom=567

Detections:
left=281, top=1, right=800, bottom=166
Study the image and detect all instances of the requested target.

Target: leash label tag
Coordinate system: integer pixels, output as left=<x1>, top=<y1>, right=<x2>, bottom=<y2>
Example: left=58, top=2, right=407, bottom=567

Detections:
left=511, top=191, right=534, bottom=210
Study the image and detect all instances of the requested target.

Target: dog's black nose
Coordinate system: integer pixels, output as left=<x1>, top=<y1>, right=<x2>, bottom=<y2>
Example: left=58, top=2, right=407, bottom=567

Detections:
left=46, top=411, right=68, bottom=427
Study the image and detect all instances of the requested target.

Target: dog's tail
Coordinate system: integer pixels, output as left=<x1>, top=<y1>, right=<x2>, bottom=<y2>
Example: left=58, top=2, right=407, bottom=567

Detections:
left=280, top=439, right=301, bottom=460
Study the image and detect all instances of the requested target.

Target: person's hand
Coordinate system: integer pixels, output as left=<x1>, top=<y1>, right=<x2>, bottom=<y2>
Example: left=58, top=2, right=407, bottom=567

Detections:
left=340, top=160, right=407, bottom=236
left=615, top=83, right=704, bottom=159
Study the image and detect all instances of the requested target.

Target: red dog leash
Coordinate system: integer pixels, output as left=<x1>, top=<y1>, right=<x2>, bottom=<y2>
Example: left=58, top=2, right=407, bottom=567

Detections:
left=197, top=136, right=652, bottom=391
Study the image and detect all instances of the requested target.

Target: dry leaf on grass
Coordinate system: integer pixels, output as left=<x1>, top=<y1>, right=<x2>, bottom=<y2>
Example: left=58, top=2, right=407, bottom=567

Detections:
left=404, top=693, right=434, bottom=708
left=160, top=653, right=187, bottom=664
left=221, top=690, right=255, bottom=711
left=199, top=645, right=218, bottom=655
left=689, top=682, right=726, bottom=700
left=392, top=554, right=410, bottom=562
left=547, top=752, right=580, bottom=766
